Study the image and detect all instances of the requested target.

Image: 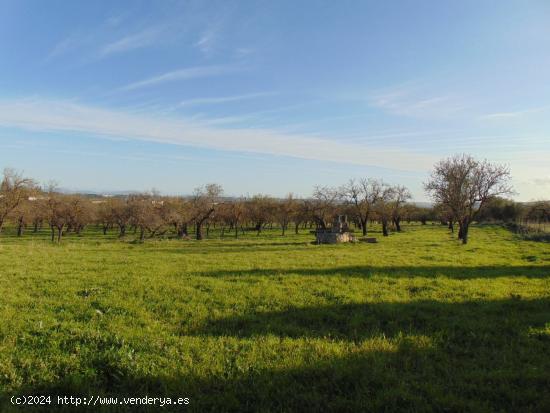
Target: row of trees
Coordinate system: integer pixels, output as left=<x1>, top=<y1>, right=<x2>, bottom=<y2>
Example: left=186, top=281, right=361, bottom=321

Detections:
left=0, top=155, right=534, bottom=244
left=0, top=169, right=430, bottom=242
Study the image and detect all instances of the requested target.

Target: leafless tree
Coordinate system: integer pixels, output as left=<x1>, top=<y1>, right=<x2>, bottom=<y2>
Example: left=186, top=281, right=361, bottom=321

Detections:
left=292, top=200, right=310, bottom=234
left=340, top=178, right=385, bottom=236
left=96, top=199, right=114, bottom=235
left=372, top=183, right=394, bottom=236
left=11, top=197, right=33, bottom=236
left=220, top=197, right=246, bottom=238
left=190, top=184, right=223, bottom=240
left=65, top=195, right=93, bottom=235
left=424, top=154, right=512, bottom=244
left=110, top=198, right=132, bottom=237
left=128, top=195, right=150, bottom=241
left=127, top=194, right=166, bottom=241
left=389, top=185, right=412, bottom=232
left=276, top=193, right=297, bottom=236
left=246, top=195, right=276, bottom=235
left=308, top=186, right=339, bottom=229
left=44, top=190, right=70, bottom=243
left=0, top=168, right=35, bottom=233
left=160, top=197, right=192, bottom=238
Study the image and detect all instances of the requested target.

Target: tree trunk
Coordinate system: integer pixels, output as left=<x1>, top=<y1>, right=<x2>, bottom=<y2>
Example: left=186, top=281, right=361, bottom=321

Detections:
left=17, top=217, right=24, bottom=236
left=448, top=220, right=454, bottom=233
left=103, top=225, right=108, bottom=235
left=139, top=227, right=145, bottom=241
left=196, top=209, right=214, bottom=241
left=196, top=221, right=205, bottom=240
left=361, top=218, right=367, bottom=236
left=461, top=218, right=470, bottom=244
left=382, top=219, right=389, bottom=236
left=33, top=222, right=39, bottom=233
left=394, top=217, right=401, bottom=232
left=119, top=225, right=126, bottom=237
left=177, top=223, right=188, bottom=238
left=57, top=227, right=62, bottom=243
left=51, top=226, right=55, bottom=242
left=295, top=223, right=300, bottom=234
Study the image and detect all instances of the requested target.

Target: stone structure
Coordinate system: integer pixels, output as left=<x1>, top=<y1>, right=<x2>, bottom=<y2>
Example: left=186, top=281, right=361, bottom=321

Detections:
left=315, top=215, right=355, bottom=244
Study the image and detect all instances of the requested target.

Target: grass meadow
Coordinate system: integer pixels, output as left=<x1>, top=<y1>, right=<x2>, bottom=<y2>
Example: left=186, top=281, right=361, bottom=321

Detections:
left=1, top=224, right=549, bottom=412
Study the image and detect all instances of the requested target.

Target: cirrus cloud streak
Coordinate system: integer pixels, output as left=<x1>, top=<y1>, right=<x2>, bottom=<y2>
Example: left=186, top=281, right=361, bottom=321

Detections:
left=0, top=98, right=436, bottom=172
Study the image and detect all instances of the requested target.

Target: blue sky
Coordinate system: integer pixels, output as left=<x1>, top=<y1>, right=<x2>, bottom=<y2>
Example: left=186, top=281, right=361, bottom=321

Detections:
left=1, top=0, right=549, bottom=200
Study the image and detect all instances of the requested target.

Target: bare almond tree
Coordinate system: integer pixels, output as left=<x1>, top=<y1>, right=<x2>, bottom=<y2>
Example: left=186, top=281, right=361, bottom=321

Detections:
left=223, top=197, right=246, bottom=238
left=65, top=195, right=93, bottom=235
left=162, top=197, right=193, bottom=238
left=44, top=191, right=70, bottom=243
left=308, top=186, right=339, bottom=229
left=340, top=178, right=385, bottom=236
left=373, top=183, right=394, bottom=236
left=190, top=184, right=223, bottom=240
left=96, top=199, right=114, bottom=235
left=425, top=154, right=512, bottom=244
left=128, top=195, right=152, bottom=241
left=246, top=195, right=276, bottom=235
left=128, top=194, right=166, bottom=241
left=11, top=197, right=33, bottom=237
left=111, top=198, right=132, bottom=237
left=277, top=193, right=297, bottom=236
left=0, top=168, right=35, bottom=233
left=389, top=185, right=412, bottom=232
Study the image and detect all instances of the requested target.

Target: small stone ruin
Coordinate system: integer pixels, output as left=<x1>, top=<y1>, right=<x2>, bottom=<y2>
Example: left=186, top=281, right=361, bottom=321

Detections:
left=315, top=215, right=355, bottom=244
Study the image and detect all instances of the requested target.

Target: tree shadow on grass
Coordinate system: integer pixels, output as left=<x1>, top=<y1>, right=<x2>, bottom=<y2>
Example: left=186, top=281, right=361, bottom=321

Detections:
left=3, top=298, right=550, bottom=412
left=189, top=297, right=550, bottom=341
left=192, top=265, right=550, bottom=279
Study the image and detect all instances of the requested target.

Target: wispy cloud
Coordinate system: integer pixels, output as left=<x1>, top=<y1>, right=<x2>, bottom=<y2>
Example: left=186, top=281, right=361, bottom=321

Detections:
left=120, top=65, right=244, bottom=91
left=369, top=85, right=464, bottom=118
left=45, top=15, right=145, bottom=62
left=99, top=28, right=161, bottom=57
left=480, top=106, right=550, bottom=120
left=45, top=30, right=103, bottom=62
left=194, top=29, right=217, bottom=56
left=0, top=98, right=436, bottom=172
left=179, top=92, right=275, bottom=107
left=46, top=36, right=82, bottom=61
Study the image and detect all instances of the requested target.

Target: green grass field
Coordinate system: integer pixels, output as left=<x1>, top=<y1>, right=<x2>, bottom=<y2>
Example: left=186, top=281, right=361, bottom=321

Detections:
left=1, top=224, right=549, bottom=412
